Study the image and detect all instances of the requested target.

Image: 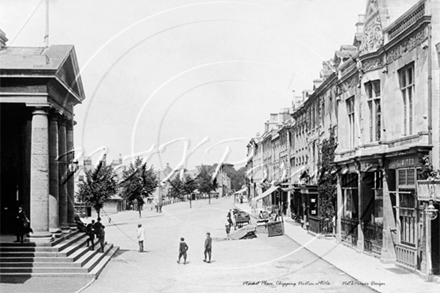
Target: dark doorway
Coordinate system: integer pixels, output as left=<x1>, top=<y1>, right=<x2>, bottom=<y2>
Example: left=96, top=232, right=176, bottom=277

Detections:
left=0, top=103, right=29, bottom=234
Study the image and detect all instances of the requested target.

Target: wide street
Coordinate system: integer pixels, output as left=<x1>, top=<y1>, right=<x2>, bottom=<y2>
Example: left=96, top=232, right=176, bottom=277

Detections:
left=82, top=197, right=377, bottom=293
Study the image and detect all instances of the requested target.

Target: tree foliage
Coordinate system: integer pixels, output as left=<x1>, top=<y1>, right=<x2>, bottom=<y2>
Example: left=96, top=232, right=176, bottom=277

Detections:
left=317, top=131, right=338, bottom=219
left=221, top=164, right=246, bottom=191
left=168, top=174, right=184, bottom=199
left=418, top=155, right=440, bottom=180
left=196, top=165, right=218, bottom=200
left=120, top=157, right=158, bottom=217
left=168, top=172, right=198, bottom=199
left=76, top=162, right=118, bottom=218
left=182, top=173, right=197, bottom=196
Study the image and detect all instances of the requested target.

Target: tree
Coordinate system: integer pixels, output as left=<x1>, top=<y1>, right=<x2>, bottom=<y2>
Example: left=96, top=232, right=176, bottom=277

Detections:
left=183, top=173, right=198, bottom=207
left=196, top=165, right=218, bottom=204
left=182, top=173, right=197, bottom=197
left=168, top=174, right=184, bottom=200
left=317, top=131, right=338, bottom=222
left=217, top=164, right=246, bottom=191
left=76, top=162, right=118, bottom=218
left=120, top=157, right=158, bottom=218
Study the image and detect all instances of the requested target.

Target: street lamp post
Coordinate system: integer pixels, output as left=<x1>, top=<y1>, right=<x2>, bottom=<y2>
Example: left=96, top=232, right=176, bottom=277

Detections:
left=425, top=199, right=438, bottom=281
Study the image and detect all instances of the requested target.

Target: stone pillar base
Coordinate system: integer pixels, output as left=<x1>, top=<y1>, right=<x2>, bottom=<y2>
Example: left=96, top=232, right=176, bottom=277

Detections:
left=356, top=239, right=364, bottom=253
left=61, top=226, right=71, bottom=237
left=49, top=228, right=63, bottom=238
left=28, top=232, right=54, bottom=244
left=380, top=248, right=396, bottom=264
left=69, top=224, right=78, bottom=233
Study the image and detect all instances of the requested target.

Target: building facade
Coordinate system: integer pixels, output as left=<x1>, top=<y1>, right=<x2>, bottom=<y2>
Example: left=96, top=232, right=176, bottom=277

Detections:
left=0, top=30, right=85, bottom=242
left=246, top=0, right=440, bottom=279
left=334, top=0, right=440, bottom=277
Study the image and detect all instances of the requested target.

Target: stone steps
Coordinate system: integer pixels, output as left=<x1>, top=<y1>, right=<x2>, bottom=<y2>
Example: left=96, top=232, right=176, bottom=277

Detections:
left=0, top=232, right=118, bottom=278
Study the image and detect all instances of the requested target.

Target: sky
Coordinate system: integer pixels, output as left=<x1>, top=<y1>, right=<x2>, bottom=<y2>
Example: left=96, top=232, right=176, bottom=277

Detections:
left=0, top=0, right=366, bottom=172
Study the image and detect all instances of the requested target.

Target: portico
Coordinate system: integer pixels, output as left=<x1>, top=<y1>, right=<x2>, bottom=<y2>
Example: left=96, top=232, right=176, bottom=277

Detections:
left=0, top=31, right=85, bottom=242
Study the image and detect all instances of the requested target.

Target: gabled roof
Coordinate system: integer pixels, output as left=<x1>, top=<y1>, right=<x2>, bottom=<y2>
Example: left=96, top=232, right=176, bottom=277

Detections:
left=359, top=0, right=420, bottom=55
left=0, top=45, right=85, bottom=103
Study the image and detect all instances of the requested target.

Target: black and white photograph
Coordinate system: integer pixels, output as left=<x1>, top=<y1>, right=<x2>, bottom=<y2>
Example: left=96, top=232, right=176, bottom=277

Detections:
left=0, top=0, right=440, bottom=292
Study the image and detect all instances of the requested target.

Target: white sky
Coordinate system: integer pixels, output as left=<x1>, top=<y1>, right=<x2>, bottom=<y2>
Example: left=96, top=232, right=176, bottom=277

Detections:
left=0, top=0, right=366, bottom=171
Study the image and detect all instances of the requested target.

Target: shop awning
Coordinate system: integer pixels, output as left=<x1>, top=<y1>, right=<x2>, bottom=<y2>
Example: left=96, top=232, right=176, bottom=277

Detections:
left=253, top=185, right=279, bottom=202
left=235, top=188, right=246, bottom=194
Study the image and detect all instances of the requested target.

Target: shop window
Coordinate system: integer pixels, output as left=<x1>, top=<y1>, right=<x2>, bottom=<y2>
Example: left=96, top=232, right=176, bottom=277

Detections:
left=342, top=188, right=358, bottom=219
left=342, top=173, right=359, bottom=219
left=373, top=171, right=383, bottom=225
left=399, top=189, right=417, bottom=246
left=398, top=168, right=416, bottom=187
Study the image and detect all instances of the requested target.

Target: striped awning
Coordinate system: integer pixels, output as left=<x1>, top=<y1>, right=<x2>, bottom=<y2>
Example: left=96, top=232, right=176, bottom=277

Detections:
left=252, top=185, right=279, bottom=202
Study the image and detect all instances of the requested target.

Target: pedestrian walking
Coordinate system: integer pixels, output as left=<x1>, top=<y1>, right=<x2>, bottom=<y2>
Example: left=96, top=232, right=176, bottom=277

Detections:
left=177, top=237, right=189, bottom=264
left=15, top=206, right=30, bottom=244
left=94, top=217, right=103, bottom=237
left=225, top=222, right=231, bottom=240
left=86, top=220, right=95, bottom=250
left=203, top=232, right=212, bottom=263
left=98, top=226, right=106, bottom=253
left=227, top=209, right=233, bottom=227
left=137, top=224, right=145, bottom=252
left=231, top=212, right=237, bottom=230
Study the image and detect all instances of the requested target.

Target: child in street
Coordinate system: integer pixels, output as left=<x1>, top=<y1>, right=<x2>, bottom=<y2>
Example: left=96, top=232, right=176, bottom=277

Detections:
left=137, top=224, right=145, bottom=252
left=203, top=232, right=212, bottom=263
left=177, top=237, right=189, bottom=264
left=98, top=226, right=106, bottom=253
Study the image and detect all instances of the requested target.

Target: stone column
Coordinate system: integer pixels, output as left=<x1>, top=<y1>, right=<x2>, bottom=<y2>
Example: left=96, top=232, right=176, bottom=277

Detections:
left=29, top=108, right=53, bottom=243
left=380, top=167, right=397, bottom=263
left=356, top=170, right=365, bottom=253
left=336, top=173, right=343, bottom=243
left=66, top=120, right=76, bottom=231
left=58, top=117, right=70, bottom=235
left=49, top=113, right=62, bottom=237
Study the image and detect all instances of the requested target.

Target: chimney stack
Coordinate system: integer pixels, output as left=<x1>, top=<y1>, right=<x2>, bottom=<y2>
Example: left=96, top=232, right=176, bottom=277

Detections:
left=356, top=14, right=365, bottom=33
left=0, top=29, right=8, bottom=49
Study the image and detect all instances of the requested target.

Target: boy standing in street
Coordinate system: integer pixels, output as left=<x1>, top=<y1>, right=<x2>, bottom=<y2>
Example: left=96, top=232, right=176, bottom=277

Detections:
left=98, top=226, right=106, bottom=253
left=137, top=224, right=145, bottom=252
left=177, top=237, right=189, bottom=264
left=203, top=232, right=212, bottom=263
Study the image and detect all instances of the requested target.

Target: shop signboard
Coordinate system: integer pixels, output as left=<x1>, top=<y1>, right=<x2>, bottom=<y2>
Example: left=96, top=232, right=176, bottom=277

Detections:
left=417, top=180, right=440, bottom=202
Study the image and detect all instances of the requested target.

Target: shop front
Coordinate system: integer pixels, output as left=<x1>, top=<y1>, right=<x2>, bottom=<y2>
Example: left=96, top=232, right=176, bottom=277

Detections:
left=289, top=185, right=303, bottom=224
left=339, top=172, right=359, bottom=247
left=251, top=185, right=279, bottom=215
left=416, top=180, right=440, bottom=280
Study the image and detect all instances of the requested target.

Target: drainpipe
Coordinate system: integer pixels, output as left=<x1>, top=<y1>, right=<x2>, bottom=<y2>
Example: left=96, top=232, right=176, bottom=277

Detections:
left=428, top=24, right=433, bottom=149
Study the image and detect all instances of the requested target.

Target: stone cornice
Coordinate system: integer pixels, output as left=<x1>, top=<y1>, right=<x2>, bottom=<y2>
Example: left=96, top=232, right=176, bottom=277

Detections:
left=384, top=0, right=427, bottom=40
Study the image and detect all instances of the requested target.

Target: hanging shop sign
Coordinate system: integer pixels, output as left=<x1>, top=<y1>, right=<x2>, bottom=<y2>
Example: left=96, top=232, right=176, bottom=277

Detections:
left=417, top=180, right=440, bottom=202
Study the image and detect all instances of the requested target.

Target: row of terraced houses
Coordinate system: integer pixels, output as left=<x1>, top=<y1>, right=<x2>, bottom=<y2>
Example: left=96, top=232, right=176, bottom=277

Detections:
left=245, top=0, right=440, bottom=280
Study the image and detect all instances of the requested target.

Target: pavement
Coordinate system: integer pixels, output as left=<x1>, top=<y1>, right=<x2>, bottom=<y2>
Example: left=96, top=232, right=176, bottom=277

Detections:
left=234, top=201, right=440, bottom=293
